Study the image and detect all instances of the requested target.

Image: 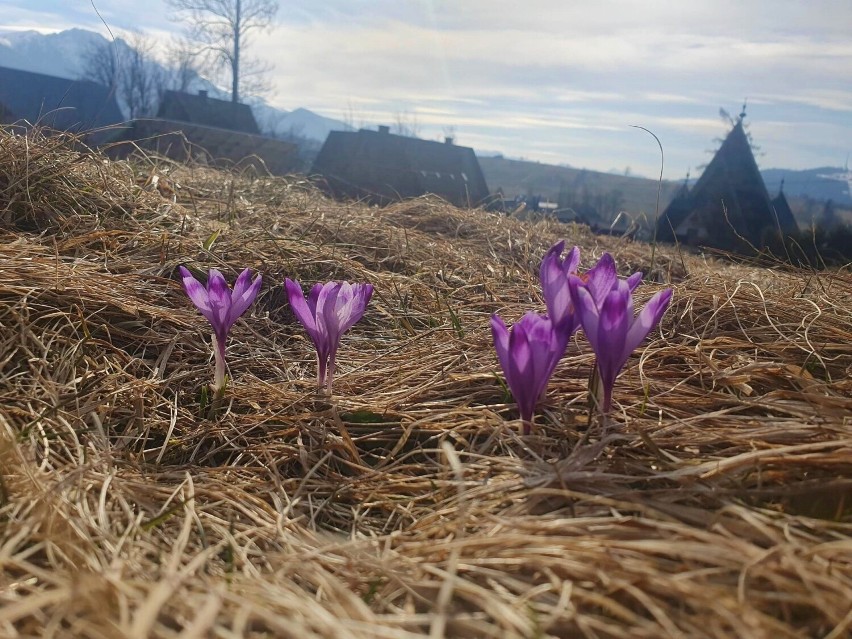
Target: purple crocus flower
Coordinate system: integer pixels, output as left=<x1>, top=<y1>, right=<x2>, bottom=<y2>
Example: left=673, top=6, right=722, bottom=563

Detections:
left=179, top=266, right=262, bottom=393
left=285, top=278, right=373, bottom=393
left=569, top=276, right=672, bottom=413
left=491, top=311, right=567, bottom=434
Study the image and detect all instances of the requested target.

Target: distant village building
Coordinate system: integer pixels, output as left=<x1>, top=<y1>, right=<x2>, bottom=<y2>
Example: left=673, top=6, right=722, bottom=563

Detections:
left=656, top=113, right=798, bottom=251
left=156, top=90, right=260, bottom=135
left=106, top=90, right=297, bottom=175
left=0, top=66, right=123, bottom=135
left=311, top=125, right=490, bottom=207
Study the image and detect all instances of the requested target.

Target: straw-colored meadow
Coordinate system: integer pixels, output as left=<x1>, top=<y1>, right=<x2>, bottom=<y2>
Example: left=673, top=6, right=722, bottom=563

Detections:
left=1, top=129, right=850, bottom=639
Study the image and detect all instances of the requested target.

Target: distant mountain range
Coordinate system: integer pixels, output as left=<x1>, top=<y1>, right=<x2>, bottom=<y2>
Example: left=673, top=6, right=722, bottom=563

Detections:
left=0, top=27, right=350, bottom=143
left=762, top=167, right=851, bottom=207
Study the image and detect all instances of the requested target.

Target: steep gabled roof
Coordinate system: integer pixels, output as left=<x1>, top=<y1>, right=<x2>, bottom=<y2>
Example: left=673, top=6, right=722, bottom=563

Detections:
left=156, top=90, right=259, bottom=135
left=0, top=65, right=123, bottom=131
left=770, top=182, right=799, bottom=234
left=656, top=118, right=791, bottom=250
left=310, top=126, right=490, bottom=207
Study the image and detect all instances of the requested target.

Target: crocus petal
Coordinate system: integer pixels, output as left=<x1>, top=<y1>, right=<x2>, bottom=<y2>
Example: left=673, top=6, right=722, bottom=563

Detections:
left=584, top=253, right=618, bottom=307
left=179, top=266, right=213, bottom=319
left=490, top=314, right=512, bottom=378
left=335, top=283, right=373, bottom=334
left=285, top=278, right=320, bottom=343
left=506, top=318, right=536, bottom=422
left=539, top=240, right=566, bottom=284
left=540, top=241, right=580, bottom=329
left=626, top=272, right=643, bottom=291
left=231, top=268, right=254, bottom=302
left=596, top=284, right=632, bottom=389
left=524, top=314, right=561, bottom=391
left=227, top=269, right=262, bottom=329
left=315, top=281, right=344, bottom=346
left=569, top=277, right=601, bottom=351
left=331, top=281, right=356, bottom=333
left=206, top=269, right=232, bottom=338
left=307, top=283, right=322, bottom=315
left=621, top=288, right=673, bottom=363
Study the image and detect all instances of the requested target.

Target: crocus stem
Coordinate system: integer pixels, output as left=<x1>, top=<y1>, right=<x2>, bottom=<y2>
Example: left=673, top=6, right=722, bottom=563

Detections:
left=212, top=333, right=227, bottom=394
left=588, top=363, right=612, bottom=416
left=600, top=384, right=613, bottom=415
left=316, top=353, right=328, bottom=393
left=325, top=363, right=335, bottom=394
left=521, top=417, right=533, bottom=436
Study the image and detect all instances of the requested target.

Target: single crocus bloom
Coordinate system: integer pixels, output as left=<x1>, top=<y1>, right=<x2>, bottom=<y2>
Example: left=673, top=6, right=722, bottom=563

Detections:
left=491, top=311, right=567, bottom=434
left=570, top=276, right=672, bottom=413
left=285, top=278, right=373, bottom=393
left=179, top=266, right=262, bottom=393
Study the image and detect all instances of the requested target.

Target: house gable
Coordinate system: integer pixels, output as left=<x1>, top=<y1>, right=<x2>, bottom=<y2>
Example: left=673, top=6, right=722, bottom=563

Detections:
left=156, top=90, right=259, bottom=135
left=311, top=126, right=490, bottom=207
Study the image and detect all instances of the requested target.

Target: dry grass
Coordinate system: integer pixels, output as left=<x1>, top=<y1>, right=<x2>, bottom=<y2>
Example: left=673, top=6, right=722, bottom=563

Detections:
left=1, top=128, right=850, bottom=639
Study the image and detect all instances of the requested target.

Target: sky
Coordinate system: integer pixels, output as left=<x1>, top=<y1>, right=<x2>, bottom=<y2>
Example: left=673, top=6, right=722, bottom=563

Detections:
left=3, top=0, right=851, bottom=179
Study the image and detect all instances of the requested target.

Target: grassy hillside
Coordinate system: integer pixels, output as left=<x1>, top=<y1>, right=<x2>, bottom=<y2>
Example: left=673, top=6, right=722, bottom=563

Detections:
left=479, top=156, right=682, bottom=218
left=1, top=128, right=850, bottom=639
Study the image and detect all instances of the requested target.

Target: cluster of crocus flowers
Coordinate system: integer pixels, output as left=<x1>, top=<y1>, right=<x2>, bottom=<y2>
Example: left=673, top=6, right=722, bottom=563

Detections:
left=179, top=266, right=262, bottom=394
left=492, top=241, right=672, bottom=432
left=179, top=265, right=373, bottom=398
left=285, top=278, right=373, bottom=393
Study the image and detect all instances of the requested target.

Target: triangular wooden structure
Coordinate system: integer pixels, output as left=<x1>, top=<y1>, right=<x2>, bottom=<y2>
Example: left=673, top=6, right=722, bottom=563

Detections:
left=656, top=115, right=798, bottom=250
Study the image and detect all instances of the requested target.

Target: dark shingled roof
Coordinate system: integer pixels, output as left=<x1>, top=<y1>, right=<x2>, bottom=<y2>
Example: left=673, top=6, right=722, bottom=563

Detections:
left=311, top=126, right=490, bottom=207
left=156, top=90, right=260, bottom=135
left=0, top=65, right=123, bottom=132
left=103, top=118, right=298, bottom=176
left=770, top=185, right=799, bottom=234
left=656, top=118, right=796, bottom=250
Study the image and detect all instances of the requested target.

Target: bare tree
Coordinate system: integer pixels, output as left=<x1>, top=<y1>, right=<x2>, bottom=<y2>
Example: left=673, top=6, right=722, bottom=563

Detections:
left=80, top=32, right=164, bottom=118
left=165, top=37, right=202, bottom=93
left=80, top=39, right=120, bottom=95
left=121, top=33, right=164, bottom=118
left=166, top=0, right=279, bottom=103
left=392, top=110, right=420, bottom=138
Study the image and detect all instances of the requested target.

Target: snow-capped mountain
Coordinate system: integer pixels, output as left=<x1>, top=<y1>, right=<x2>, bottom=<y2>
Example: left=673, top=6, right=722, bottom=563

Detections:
left=0, top=28, right=106, bottom=79
left=258, top=107, right=352, bottom=141
left=0, top=27, right=349, bottom=143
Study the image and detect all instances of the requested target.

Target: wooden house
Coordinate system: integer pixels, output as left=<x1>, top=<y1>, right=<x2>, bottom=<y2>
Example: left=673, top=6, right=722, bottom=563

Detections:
left=0, top=66, right=123, bottom=135
left=311, top=125, right=490, bottom=207
left=156, top=90, right=260, bottom=135
left=105, top=90, right=297, bottom=175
